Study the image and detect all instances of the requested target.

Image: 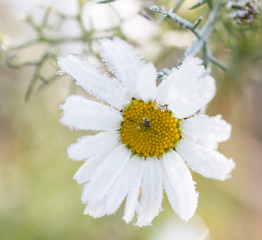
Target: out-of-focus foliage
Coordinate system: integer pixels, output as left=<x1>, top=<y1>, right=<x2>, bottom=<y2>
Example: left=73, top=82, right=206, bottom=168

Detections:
left=2, top=0, right=124, bottom=101
left=1, top=0, right=261, bottom=101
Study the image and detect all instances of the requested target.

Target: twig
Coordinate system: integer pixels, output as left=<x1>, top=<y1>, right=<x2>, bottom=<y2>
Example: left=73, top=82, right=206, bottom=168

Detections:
left=152, top=3, right=226, bottom=71
left=189, top=0, right=213, bottom=10
left=4, top=2, right=123, bottom=101
left=158, top=0, right=186, bottom=23
left=183, top=3, right=221, bottom=59
left=151, top=5, right=201, bottom=38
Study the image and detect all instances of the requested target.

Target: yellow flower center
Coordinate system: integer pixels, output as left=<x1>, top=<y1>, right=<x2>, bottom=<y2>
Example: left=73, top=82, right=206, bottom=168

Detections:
left=120, top=99, right=181, bottom=158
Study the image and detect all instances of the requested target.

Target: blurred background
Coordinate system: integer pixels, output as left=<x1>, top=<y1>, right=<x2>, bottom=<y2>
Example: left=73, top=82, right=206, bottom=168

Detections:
left=0, top=0, right=262, bottom=239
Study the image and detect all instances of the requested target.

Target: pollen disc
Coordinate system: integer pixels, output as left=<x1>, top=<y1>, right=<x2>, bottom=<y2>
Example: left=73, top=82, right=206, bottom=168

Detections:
left=120, top=99, right=181, bottom=158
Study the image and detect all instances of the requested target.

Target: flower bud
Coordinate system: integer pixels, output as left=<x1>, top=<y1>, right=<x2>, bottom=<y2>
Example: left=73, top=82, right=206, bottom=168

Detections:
left=226, top=1, right=259, bottom=26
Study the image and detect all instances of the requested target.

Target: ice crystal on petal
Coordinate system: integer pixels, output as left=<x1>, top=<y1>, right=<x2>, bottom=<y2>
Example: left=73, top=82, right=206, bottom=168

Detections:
left=100, top=38, right=142, bottom=98
left=58, top=55, right=130, bottom=109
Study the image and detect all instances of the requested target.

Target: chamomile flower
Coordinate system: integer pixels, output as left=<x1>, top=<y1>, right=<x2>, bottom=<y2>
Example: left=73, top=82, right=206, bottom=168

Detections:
left=58, top=38, right=235, bottom=227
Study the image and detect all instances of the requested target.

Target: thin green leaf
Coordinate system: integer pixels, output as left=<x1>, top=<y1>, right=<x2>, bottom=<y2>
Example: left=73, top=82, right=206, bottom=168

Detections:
left=189, top=0, right=208, bottom=10
left=97, top=0, right=118, bottom=4
left=25, top=67, right=41, bottom=102
left=193, top=17, right=202, bottom=30
left=209, top=56, right=228, bottom=72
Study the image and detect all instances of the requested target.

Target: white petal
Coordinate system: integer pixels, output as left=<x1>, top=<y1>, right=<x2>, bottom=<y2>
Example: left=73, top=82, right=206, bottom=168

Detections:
left=68, top=131, right=120, bottom=161
left=161, top=150, right=198, bottom=221
left=184, top=136, right=219, bottom=150
left=81, top=144, right=131, bottom=204
left=73, top=154, right=103, bottom=184
left=100, top=38, right=142, bottom=97
left=181, top=115, right=231, bottom=142
left=136, top=157, right=163, bottom=227
left=106, top=155, right=144, bottom=216
left=84, top=197, right=107, bottom=218
left=60, top=95, right=123, bottom=131
left=73, top=143, right=119, bottom=184
left=176, top=139, right=236, bottom=180
left=157, top=57, right=216, bottom=118
left=123, top=155, right=145, bottom=223
left=58, top=55, right=129, bottom=109
left=136, top=63, right=157, bottom=102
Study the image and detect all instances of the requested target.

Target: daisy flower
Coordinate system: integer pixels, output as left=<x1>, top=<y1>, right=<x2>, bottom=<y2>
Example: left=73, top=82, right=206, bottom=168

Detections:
left=58, top=38, right=235, bottom=227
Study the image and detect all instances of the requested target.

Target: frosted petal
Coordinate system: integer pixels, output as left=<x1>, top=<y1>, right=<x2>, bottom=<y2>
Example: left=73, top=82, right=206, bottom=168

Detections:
left=123, top=155, right=145, bottom=223
left=183, top=136, right=219, bottom=150
left=60, top=95, right=123, bottom=131
left=58, top=55, right=129, bottom=109
left=100, top=38, right=142, bottom=98
left=73, top=143, right=119, bottom=184
left=157, top=57, right=216, bottom=118
left=84, top=197, right=107, bottom=218
left=136, top=157, right=163, bottom=227
left=106, top=155, right=144, bottom=216
left=81, top=144, right=131, bottom=204
left=67, top=131, right=120, bottom=161
left=181, top=115, right=231, bottom=142
left=74, top=154, right=104, bottom=184
left=176, top=139, right=235, bottom=180
left=161, top=150, right=198, bottom=221
left=136, top=63, right=157, bottom=102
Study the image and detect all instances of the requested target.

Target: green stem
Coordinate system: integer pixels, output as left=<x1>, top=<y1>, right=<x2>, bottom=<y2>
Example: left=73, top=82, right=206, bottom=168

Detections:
left=151, top=5, right=201, bottom=38
left=159, top=0, right=185, bottom=23
left=183, top=3, right=221, bottom=59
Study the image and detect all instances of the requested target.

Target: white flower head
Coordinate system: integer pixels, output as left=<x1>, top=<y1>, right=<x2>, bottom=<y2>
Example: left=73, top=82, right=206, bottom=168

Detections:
left=58, top=38, right=235, bottom=227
